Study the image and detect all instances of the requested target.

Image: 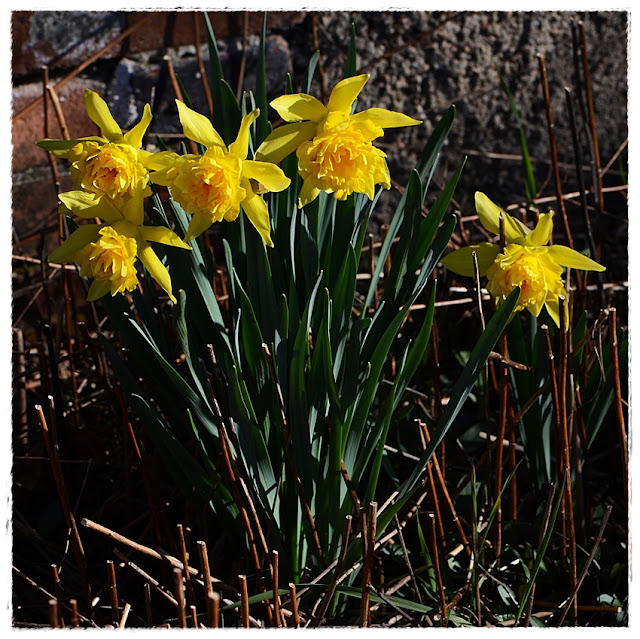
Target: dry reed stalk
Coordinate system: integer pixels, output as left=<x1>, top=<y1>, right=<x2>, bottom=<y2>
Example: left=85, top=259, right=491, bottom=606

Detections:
left=173, top=567, right=187, bottom=628
left=271, top=550, right=282, bottom=627
left=428, top=513, right=447, bottom=626
left=119, top=603, right=132, bottom=629
left=521, top=481, right=558, bottom=627
left=289, top=583, right=300, bottom=627
left=359, top=502, right=378, bottom=627
left=557, top=504, right=613, bottom=626
left=69, top=599, right=79, bottom=628
left=193, top=12, right=213, bottom=118
left=578, top=20, right=604, bottom=213
left=238, top=575, right=250, bottom=628
left=49, top=599, right=59, bottom=628
left=107, top=560, right=119, bottom=624
left=494, top=333, right=509, bottom=558
left=36, top=403, right=91, bottom=610
left=559, top=300, right=579, bottom=624
left=419, top=421, right=471, bottom=556
left=609, top=308, right=628, bottom=502
left=394, top=513, right=423, bottom=605
left=537, top=54, right=575, bottom=251
left=177, top=524, right=197, bottom=609
left=313, top=515, right=353, bottom=627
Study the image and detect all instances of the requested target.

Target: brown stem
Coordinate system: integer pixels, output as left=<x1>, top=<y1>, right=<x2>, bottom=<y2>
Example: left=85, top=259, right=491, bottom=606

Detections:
left=609, top=308, right=628, bottom=502
left=428, top=513, right=447, bottom=626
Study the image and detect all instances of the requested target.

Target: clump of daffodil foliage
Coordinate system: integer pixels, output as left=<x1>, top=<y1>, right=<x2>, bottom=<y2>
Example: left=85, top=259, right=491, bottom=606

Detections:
left=35, top=14, right=621, bottom=627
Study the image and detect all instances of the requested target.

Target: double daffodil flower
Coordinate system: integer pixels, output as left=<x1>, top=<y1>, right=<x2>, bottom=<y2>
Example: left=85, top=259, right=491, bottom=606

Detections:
left=441, top=192, right=606, bottom=326
left=148, top=101, right=290, bottom=246
left=48, top=188, right=191, bottom=303
left=255, top=74, right=421, bottom=208
left=37, top=89, right=155, bottom=205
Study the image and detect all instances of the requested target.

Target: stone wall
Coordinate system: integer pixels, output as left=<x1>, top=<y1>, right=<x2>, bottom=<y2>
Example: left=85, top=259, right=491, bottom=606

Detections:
left=12, top=10, right=628, bottom=266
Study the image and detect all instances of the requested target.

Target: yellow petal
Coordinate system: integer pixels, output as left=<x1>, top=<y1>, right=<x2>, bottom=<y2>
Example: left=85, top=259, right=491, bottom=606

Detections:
left=547, top=245, right=606, bottom=272
left=120, top=190, right=146, bottom=226
left=140, top=225, right=192, bottom=250
left=48, top=224, right=103, bottom=263
left=58, top=191, right=120, bottom=223
left=137, top=239, right=176, bottom=302
left=184, top=213, right=213, bottom=243
left=544, top=296, right=561, bottom=328
left=351, top=107, right=422, bottom=129
left=139, top=149, right=179, bottom=171
left=270, top=93, right=328, bottom=122
left=441, top=243, right=500, bottom=277
left=84, top=89, right=122, bottom=141
left=525, top=212, right=554, bottom=247
left=298, top=178, right=321, bottom=209
left=229, top=109, right=260, bottom=159
left=240, top=180, right=273, bottom=247
left=475, top=192, right=528, bottom=243
left=242, top=160, right=291, bottom=193
left=124, top=103, right=153, bottom=149
left=327, top=74, right=369, bottom=113
left=255, top=121, right=317, bottom=165
left=176, top=100, right=226, bottom=149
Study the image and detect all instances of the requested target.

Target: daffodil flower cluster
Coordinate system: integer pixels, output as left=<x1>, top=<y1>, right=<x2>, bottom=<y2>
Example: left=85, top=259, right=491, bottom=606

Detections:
left=38, top=76, right=421, bottom=303
left=37, top=90, right=290, bottom=301
left=256, top=74, right=422, bottom=207
left=441, top=192, right=606, bottom=326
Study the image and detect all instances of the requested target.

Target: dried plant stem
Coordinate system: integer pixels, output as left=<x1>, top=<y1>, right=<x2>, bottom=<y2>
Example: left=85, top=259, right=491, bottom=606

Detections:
left=578, top=20, right=604, bottom=212
left=36, top=404, right=91, bottom=610
left=177, top=524, right=197, bottom=609
left=211, top=398, right=270, bottom=601
left=394, top=514, right=423, bottom=605
left=428, top=513, right=447, bottom=626
left=174, top=568, right=187, bottom=628
left=522, top=481, right=557, bottom=627
left=107, top=560, right=119, bottom=624
left=557, top=504, right=613, bottom=626
left=313, top=515, right=353, bottom=627
left=197, top=540, right=217, bottom=627
left=537, top=54, right=575, bottom=250
left=271, top=550, right=282, bottom=627
left=49, top=599, right=60, bottom=628
left=419, top=421, right=471, bottom=556
left=494, top=333, right=509, bottom=558
left=289, top=583, right=300, bottom=628
left=208, top=591, right=220, bottom=629
left=559, top=301, right=579, bottom=624
left=609, top=308, right=628, bottom=501
left=69, top=599, right=79, bottom=628
left=417, top=422, right=445, bottom=548
left=238, top=575, right=250, bottom=628
left=119, top=603, right=132, bottom=629
left=193, top=12, right=213, bottom=118
left=361, top=502, right=378, bottom=627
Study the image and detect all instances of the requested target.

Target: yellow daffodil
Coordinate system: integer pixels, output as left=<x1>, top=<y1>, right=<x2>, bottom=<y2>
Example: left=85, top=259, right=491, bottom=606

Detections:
left=37, top=89, right=156, bottom=204
left=441, top=192, right=606, bottom=326
left=49, top=190, right=191, bottom=303
left=148, top=101, right=291, bottom=246
left=255, top=74, right=421, bottom=207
